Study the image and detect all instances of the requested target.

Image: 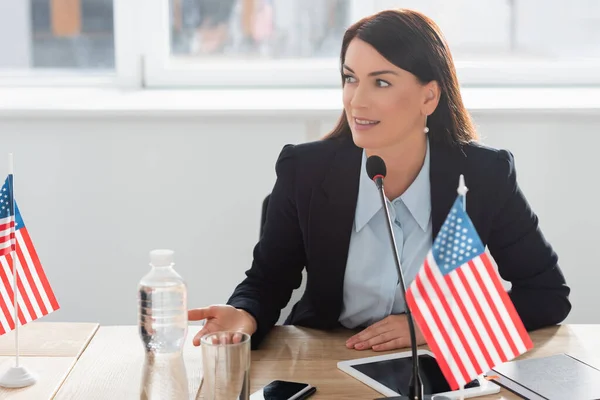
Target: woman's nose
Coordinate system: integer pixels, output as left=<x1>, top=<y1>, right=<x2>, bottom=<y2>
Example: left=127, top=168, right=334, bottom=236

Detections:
left=350, top=85, right=369, bottom=109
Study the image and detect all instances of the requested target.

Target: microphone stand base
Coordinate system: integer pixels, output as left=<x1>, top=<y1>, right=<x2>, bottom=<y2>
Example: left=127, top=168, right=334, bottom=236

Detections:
left=374, top=395, right=451, bottom=400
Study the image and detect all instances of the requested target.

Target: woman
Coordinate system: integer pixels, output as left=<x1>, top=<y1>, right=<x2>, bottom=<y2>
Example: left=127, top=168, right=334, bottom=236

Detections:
left=189, top=9, right=571, bottom=351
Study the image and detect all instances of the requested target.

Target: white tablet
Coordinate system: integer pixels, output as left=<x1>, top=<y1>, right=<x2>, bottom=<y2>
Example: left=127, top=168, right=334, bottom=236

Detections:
left=337, top=349, right=500, bottom=399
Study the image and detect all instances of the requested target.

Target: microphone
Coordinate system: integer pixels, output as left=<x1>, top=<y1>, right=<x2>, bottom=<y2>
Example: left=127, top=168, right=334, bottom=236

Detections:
left=366, top=155, right=386, bottom=190
left=367, top=155, right=449, bottom=400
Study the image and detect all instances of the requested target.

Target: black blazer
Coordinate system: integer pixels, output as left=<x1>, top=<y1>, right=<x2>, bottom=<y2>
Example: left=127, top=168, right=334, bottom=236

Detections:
left=227, top=135, right=571, bottom=349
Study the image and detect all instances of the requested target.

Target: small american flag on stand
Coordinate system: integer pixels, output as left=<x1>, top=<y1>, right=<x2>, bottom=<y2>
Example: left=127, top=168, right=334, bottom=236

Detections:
left=0, top=175, right=59, bottom=336
left=406, top=194, right=533, bottom=390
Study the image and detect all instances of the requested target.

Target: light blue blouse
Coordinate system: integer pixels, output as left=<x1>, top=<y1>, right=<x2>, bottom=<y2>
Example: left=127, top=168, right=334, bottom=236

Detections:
left=339, top=140, right=433, bottom=329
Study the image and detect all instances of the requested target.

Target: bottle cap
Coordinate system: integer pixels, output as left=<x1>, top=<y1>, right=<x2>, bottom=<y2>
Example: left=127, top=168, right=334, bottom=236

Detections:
left=149, top=249, right=174, bottom=267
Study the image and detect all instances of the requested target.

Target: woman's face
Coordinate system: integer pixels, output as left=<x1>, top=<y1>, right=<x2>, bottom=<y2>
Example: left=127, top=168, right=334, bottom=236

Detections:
left=342, top=38, right=435, bottom=151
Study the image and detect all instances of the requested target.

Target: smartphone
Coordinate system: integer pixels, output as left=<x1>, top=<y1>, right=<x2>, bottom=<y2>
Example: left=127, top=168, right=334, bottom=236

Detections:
left=249, top=380, right=316, bottom=400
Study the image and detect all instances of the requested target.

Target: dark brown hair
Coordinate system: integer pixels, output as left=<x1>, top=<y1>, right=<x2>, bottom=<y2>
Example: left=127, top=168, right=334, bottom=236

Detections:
left=324, top=9, right=478, bottom=146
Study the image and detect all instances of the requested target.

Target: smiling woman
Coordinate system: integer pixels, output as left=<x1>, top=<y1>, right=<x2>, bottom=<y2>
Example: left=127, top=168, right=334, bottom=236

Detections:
left=326, top=9, right=479, bottom=201
left=189, top=8, right=571, bottom=354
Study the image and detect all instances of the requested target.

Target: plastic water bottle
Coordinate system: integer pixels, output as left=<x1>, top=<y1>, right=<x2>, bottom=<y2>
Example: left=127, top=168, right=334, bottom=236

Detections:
left=138, top=249, right=189, bottom=400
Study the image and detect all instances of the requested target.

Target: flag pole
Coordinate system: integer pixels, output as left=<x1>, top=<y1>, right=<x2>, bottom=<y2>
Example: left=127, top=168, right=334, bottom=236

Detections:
left=8, top=154, right=19, bottom=368
left=456, top=174, right=468, bottom=400
left=0, top=154, right=36, bottom=388
left=457, top=174, right=468, bottom=212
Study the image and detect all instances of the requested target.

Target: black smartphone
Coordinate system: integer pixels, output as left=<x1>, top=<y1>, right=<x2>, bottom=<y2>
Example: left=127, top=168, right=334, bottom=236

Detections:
left=249, top=380, right=316, bottom=400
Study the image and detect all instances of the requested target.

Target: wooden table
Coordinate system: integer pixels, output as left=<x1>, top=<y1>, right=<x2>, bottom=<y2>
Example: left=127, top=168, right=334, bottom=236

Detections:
left=0, top=322, right=99, bottom=399
left=0, top=323, right=598, bottom=399
left=54, top=323, right=600, bottom=399
left=53, top=325, right=204, bottom=399
left=248, top=324, right=600, bottom=400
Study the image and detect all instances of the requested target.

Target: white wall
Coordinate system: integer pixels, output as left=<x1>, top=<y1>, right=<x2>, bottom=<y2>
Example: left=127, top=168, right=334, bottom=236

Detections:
left=0, top=109, right=598, bottom=328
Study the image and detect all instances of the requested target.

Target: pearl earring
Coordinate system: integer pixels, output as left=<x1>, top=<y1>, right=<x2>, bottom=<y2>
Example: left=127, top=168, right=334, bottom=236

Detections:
left=424, top=115, right=429, bottom=134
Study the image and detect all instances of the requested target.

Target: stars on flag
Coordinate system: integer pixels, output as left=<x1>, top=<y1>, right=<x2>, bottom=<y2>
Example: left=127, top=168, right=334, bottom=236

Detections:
left=432, top=200, right=484, bottom=272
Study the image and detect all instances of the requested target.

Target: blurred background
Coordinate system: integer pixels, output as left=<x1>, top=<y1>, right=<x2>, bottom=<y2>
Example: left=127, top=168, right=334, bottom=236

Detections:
left=0, top=0, right=598, bottom=329
left=1, top=0, right=597, bottom=69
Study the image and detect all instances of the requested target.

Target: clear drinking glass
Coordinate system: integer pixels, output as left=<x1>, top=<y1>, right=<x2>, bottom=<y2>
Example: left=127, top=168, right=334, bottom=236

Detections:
left=201, top=331, right=251, bottom=400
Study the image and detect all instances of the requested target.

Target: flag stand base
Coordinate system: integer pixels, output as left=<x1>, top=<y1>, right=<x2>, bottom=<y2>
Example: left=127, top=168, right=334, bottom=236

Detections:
left=0, top=366, right=37, bottom=388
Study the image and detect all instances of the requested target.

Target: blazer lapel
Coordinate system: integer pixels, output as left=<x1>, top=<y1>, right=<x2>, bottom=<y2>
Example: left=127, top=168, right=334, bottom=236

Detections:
left=308, top=138, right=362, bottom=325
left=429, top=140, right=469, bottom=239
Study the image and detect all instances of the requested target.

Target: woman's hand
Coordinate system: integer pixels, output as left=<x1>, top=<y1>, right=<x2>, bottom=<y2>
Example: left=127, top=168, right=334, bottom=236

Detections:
left=345, top=314, right=426, bottom=351
left=188, top=305, right=257, bottom=346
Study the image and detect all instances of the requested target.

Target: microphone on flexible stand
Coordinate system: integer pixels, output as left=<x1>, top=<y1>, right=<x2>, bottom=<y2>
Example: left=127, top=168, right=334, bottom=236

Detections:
left=366, top=155, right=449, bottom=400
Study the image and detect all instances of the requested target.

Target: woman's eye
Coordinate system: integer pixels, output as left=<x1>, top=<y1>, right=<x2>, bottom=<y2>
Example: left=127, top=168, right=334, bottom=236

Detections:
left=377, top=79, right=390, bottom=88
left=343, top=74, right=357, bottom=84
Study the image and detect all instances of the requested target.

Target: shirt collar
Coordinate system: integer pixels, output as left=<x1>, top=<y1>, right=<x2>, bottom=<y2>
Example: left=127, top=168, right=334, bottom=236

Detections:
left=354, top=139, right=431, bottom=232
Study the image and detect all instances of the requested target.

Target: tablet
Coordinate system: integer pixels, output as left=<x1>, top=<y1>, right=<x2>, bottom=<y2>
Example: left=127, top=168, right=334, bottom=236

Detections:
left=337, top=349, right=500, bottom=399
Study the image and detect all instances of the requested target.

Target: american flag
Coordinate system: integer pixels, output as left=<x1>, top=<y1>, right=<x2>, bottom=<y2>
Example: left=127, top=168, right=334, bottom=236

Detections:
left=406, top=195, right=533, bottom=390
left=0, top=175, right=15, bottom=257
left=0, top=175, right=59, bottom=336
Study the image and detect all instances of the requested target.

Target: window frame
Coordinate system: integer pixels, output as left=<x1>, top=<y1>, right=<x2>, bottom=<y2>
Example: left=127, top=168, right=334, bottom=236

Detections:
left=0, top=70, right=116, bottom=87
left=0, top=0, right=121, bottom=87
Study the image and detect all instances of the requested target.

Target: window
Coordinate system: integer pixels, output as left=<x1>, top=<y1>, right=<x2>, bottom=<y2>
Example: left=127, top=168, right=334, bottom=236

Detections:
left=170, top=0, right=349, bottom=59
left=0, top=0, right=115, bottom=85
left=142, top=0, right=355, bottom=87
left=373, top=0, right=600, bottom=85
left=142, top=0, right=600, bottom=88
left=375, top=0, right=600, bottom=62
left=0, top=0, right=597, bottom=89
